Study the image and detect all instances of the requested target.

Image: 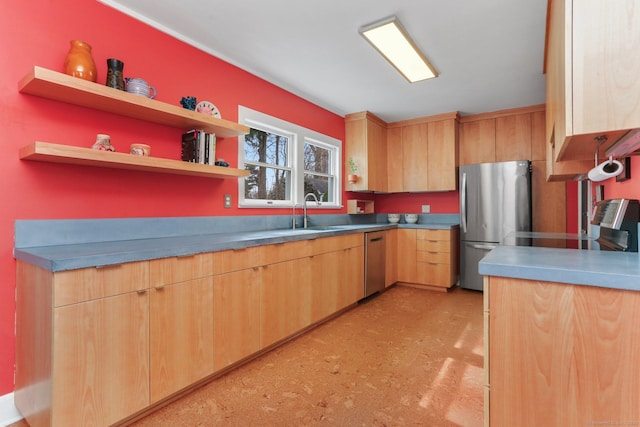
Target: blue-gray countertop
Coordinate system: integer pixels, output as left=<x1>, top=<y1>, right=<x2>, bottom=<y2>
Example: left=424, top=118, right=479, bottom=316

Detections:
left=479, top=245, right=640, bottom=292
left=14, top=216, right=460, bottom=272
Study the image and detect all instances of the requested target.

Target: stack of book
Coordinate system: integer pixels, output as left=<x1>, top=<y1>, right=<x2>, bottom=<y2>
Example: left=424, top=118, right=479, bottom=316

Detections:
left=181, top=130, right=216, bottom=165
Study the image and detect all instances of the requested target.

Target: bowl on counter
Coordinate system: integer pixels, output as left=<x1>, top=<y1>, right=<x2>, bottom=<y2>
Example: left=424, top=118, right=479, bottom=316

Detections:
left=405, top=214, right=419, bottom=224
left=387, top=213, right=400, bottom=223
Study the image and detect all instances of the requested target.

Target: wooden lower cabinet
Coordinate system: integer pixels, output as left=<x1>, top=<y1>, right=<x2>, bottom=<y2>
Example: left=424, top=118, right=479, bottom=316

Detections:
left=150, top=277, right=214, bottom=403
left=213, top=267, right=262, bottom=370
left=15, top=233, right=366, bottom=426
left=261, top=258, right=312, bottom=348
left=486, top=276, right=640, bottom=426
left=385, top=229, right=398, bottom=287
left=15, top=261, right=150, bottom=427
left=397, top=227, right=459, bottom=289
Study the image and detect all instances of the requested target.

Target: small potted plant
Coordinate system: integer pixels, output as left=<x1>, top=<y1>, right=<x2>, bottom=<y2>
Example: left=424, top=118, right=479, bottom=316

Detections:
left=347, top=157, right=359, bottom=184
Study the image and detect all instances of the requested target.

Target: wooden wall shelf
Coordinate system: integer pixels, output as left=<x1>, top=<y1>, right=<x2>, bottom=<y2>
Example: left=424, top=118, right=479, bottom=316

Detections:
left=347, top=199, right=374, bottom=214
left=18, top=66, right=249, bottom=138
left=20, top=142, right=250, bottom=179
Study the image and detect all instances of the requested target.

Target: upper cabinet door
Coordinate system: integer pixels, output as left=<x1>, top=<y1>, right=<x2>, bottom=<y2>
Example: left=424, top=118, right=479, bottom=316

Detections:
left=345, top=111, right=387, bottom=192
left=547, top=0, right=640, bottom=162
left=402, top=123, right=429, bottom=192
left=427, top=119, right=459, bottom=191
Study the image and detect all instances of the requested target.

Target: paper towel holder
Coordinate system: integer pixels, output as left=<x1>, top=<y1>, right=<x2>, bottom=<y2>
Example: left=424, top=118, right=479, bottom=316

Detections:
left=588, top=136, right=624, bottom=182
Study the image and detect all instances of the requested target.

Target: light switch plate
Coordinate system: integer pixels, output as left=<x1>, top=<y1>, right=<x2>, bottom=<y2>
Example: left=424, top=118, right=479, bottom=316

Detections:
left=224, top=194, right=232, bottom=208
left=421, top=204, right=430, bottom=213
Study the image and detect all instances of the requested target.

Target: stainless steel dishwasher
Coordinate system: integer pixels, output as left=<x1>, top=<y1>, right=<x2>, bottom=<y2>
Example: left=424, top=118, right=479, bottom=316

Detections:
left=364, top=231, right=386, bottom=298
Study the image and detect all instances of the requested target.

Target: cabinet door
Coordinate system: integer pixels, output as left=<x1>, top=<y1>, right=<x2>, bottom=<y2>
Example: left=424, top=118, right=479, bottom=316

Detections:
left=402, top=124, right=429, bottom=191
left=385, top=229, right=398, bottom=287
left=495, top=113, right=532, bottom=162
left=386, top=127, right=404, bottom=192
left=427, top=119, right=458, bottom=191
left=310, top=251, right=340, bottom=323
left=150, top=277, right=214, bottom=402
left=396, top=229, right=417, bottom=283
left=367, top=119, right=388, bottom=192
left=459, top=119, right=495, bottom=165
left=52, top=292, right=149, bottom=426
left=261, top=258, right=311, bottom=348
left=213, top=268, right=261, bottom=370
left=336, top=245, right=364, bottom=309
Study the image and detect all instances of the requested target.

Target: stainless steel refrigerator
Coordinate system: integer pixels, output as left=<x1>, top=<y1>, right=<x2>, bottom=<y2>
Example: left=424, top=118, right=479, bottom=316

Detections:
left=459, top=160, right=531, bottom=291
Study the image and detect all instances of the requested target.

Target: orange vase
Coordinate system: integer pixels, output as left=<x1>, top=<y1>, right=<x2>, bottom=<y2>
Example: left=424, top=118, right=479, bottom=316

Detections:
left=63, top=40, right=97, bottom=82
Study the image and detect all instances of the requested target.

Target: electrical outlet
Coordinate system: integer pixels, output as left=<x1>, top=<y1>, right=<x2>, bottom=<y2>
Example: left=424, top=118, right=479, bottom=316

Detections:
left=224, top=194, right=232, bottom=208
left=421, top=204, right=431, bottom=213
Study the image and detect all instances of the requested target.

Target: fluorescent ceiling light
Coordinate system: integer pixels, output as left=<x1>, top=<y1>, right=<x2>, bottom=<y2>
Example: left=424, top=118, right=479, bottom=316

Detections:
left=360, top=17, right=438, bottom=83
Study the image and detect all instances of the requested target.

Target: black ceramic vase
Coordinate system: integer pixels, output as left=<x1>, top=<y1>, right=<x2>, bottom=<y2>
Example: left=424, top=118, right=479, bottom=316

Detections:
left=106, top=58, right=125, bottom=90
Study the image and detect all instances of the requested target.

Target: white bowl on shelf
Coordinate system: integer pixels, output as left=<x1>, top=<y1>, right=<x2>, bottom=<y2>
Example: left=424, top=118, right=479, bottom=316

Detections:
left=405, top=214, right=418, bottom=224
left=387, top=213, right=400, bottom=223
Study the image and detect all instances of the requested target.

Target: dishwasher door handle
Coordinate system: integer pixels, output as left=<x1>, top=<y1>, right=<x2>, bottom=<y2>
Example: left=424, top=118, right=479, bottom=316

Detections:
left=369, top=237, right=384, bottom=243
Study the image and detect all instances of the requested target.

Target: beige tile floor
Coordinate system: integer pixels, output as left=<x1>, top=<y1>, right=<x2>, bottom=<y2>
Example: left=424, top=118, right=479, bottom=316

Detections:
left=13, top=285, right=484, bottom=427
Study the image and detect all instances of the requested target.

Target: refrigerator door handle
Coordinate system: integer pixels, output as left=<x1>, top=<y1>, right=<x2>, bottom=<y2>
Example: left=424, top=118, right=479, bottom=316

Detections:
left=461, top=172, right=467, bottom=233
left=469, top=243, right=498, bottom=251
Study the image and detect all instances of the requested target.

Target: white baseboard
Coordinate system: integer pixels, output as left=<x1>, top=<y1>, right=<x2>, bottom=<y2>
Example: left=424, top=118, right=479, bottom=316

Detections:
left=0, top=393, right=22, bottom=427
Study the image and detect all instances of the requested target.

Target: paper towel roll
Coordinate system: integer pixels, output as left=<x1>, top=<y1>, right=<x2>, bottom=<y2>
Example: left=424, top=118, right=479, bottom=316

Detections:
left=588, top=159, right=624, bottom=182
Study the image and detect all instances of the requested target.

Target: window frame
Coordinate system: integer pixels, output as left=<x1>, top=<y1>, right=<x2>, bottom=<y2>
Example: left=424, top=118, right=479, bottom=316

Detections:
left=238, top=106, right=342, bottom=209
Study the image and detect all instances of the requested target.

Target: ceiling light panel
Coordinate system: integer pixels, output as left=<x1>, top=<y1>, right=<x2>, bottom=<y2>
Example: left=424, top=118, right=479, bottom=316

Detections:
left=360, top=17, right=438, bottom=83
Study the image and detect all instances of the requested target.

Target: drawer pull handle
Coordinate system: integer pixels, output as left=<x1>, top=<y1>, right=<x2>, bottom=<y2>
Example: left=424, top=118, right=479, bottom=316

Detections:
left=95, top=264, right=121, bottom=269
left=136, top=289, right=147, bottom=295
left=155, top=285, right=165, bottom=290
left=176, top=254, right=195, bottom=259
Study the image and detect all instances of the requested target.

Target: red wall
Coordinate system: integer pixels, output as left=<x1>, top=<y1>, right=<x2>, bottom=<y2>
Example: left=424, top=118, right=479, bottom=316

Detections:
left=0, top=1, right=345, bottom=395
left=602, top=157, right=640, bottom=200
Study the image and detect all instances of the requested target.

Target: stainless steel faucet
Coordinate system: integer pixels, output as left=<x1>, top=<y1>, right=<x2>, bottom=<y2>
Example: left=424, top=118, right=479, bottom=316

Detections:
left=303, top=193, right=321, bottom=228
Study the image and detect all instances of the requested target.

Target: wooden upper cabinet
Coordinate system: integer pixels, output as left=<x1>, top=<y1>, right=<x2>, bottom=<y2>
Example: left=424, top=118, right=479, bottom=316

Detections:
left=495, top=113, right=532, bottom=162
left=386, top=112, right=459, bottom=192
left=402, top=123, right=429, bottom=191
left=386, top=127, right=404, bottom=192
left=427, top=118, right=459, bottom=191
left=546, top=0, right=640, bottom=163
left=531, top=110, right=546, bottom=161
left=459, top=119, right=495, bottom=165
left=344, top=111, right=387, bottom=192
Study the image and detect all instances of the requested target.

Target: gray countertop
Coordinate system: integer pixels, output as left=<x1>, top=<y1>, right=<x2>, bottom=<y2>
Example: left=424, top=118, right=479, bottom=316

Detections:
left=14, top=222, right=459, bottom=272
left=479, top=245, right=640, bottom=292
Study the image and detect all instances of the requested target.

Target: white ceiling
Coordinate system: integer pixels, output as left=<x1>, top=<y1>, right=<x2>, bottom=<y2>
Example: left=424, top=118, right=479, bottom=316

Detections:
left=99, top=0, right=548, bottom=123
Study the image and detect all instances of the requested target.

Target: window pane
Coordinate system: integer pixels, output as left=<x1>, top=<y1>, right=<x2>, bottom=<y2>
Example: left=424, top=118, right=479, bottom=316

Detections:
left=244, top=165, right=291, bottom=200
left=244, top=128, right=289, bottom=166
left=304, top=143, right=330, bottom=174
left=304, top=173, right=333, bottom=203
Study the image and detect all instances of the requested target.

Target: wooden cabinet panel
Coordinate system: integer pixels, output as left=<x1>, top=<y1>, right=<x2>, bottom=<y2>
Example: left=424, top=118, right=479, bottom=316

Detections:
left=532, top=160, right=566, bottom=234
left=385, top=229, right=398, bottom=287
left=460, top=119, right=495, bottom=165
left=531, top=110, right=546, bottom=161
left=495, top=113, right=532, bottom=162
left=345, top=111, right=387, bottom=192
left=149, top=253, right=214, bottom=287
left=427, top=119, right=458, bottom=190
left=397, top=229, right=417, bottom=283
left=262, top=240, right=309, bottom=264
left=386, top=127, right=404, bottom=192
left=213, top=246, right=264, bottom=275
left=54, top=261, right=148, bottom=307
left=213, top=268, right=261, bottom=370
left=402, top=124, right=429, bottom=191
left=150, top=277, right=214, bottom=403
left=415, top=228, right=458, bottom=289
left=488, top=276, right=640, bottom=426
left=53, top=292, right=150, bottom=426
left=310, top=251, right=340, bottom=323
left=336, top=245, right=364, bottom=310
left=261, top=258, right=312, bottom=348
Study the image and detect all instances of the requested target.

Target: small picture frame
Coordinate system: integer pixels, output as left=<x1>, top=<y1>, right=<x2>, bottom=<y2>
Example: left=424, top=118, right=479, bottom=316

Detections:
left=616, top=157, right=631, bottom=182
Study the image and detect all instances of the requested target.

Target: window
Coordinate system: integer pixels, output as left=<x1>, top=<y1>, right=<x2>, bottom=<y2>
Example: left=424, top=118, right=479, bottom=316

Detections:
left=238, top=106, right=342, bottom=208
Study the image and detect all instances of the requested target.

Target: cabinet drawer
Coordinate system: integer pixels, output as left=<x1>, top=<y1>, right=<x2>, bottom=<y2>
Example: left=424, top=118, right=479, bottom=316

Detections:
left=417, top=239, right=450, bottom=253
left=262, top=240, right=310, bottom=265
left=213, top=245, right=264, bottom=275
left=416, top=229, right=450, bottom=241
left=149, top=253, right=214, bottom=287
left=416, top=250, right=450, bottom=264
left=308, top=233, right=363, bottom=256
left=54, top=261, right=149, bottom=307
left=416, top=261, right=455, bottom=287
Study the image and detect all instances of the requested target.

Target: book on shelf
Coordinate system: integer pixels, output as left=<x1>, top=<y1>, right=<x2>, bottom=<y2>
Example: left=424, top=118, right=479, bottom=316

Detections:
left=181, top=130, right=216, bottom=165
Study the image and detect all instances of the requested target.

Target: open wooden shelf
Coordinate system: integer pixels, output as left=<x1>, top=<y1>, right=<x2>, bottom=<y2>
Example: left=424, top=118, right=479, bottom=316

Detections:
left=20, top=142, right=250, bottom=179
left=18, top=66, right=249, bottom=138
left=347, top=199, right=374, bottom=214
